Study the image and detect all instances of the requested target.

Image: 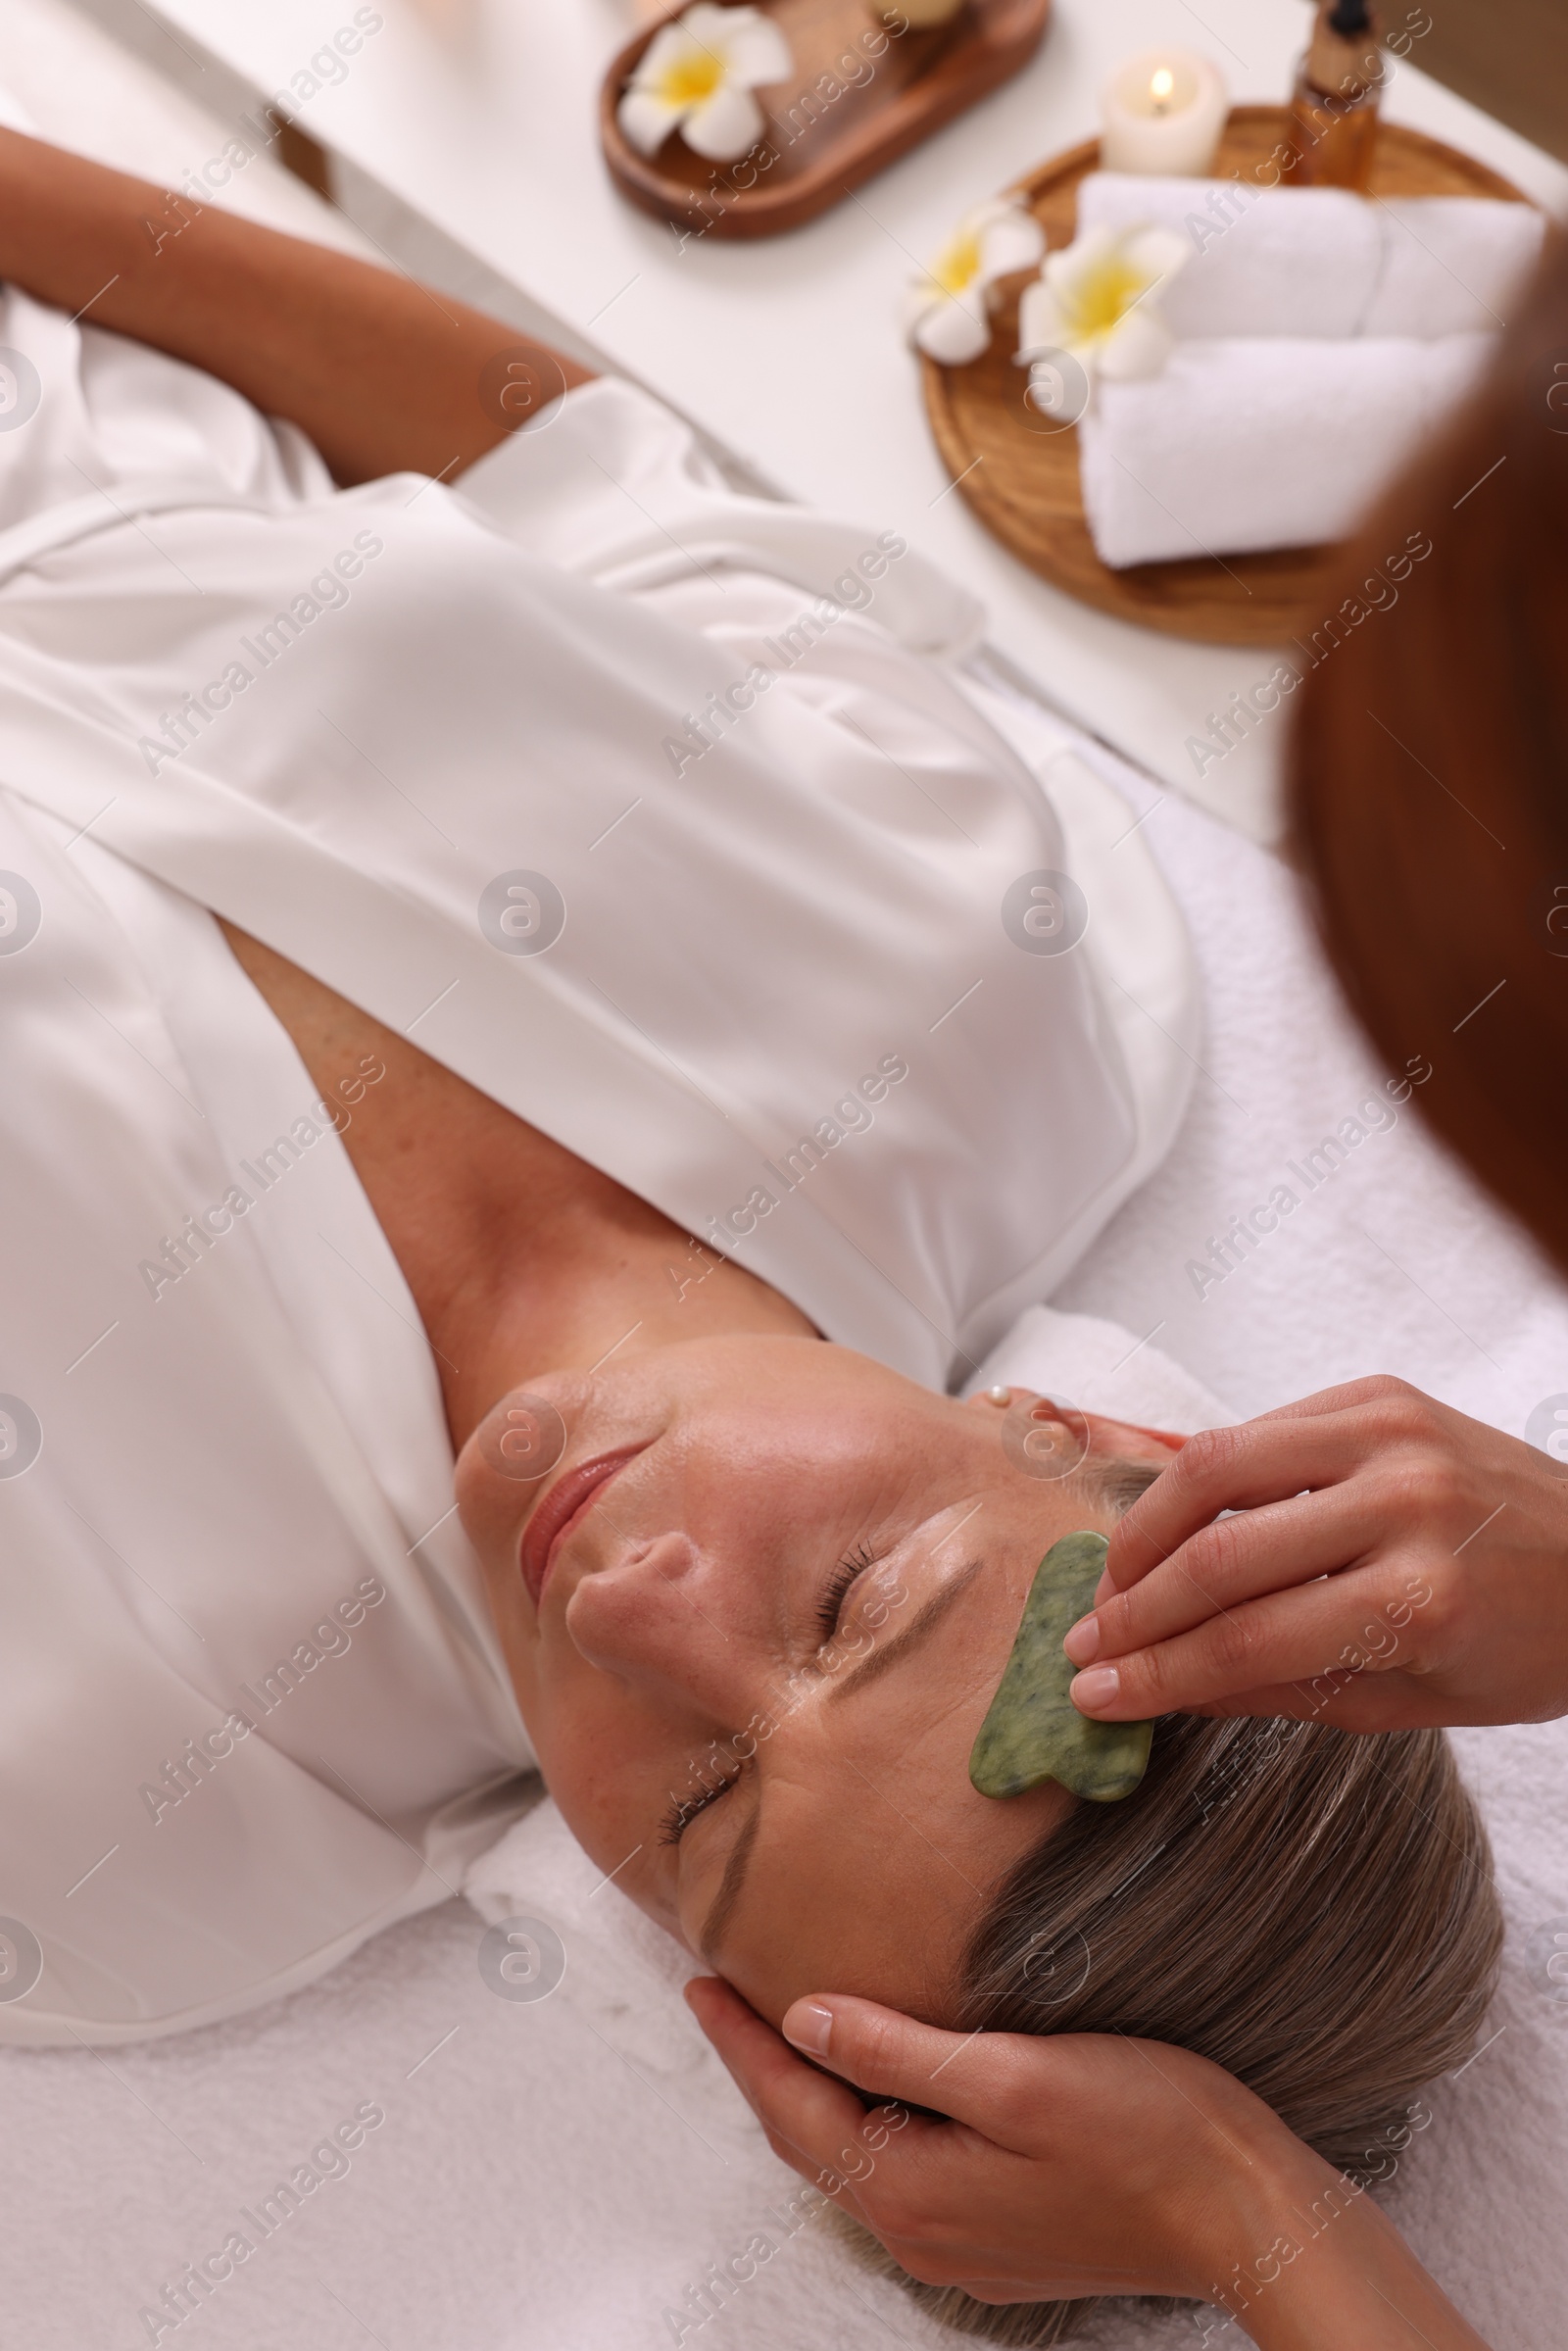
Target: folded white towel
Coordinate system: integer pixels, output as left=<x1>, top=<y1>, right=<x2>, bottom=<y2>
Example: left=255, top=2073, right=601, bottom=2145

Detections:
left=1077, top=332, right=1491, bottom=567
left=1077, top=174, right=1545, bottom=342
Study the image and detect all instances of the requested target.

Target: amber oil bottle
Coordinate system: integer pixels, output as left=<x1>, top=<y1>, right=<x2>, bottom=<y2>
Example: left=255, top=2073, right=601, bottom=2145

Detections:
left=1285, top=0, right=1385, bottom=188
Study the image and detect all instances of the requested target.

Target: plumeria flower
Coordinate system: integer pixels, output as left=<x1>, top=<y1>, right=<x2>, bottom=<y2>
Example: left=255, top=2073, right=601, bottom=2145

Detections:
left=903, top=198, right=1046, bottom=366
left=1015, top=222, right=1190, bottom=386
left=617, top=5, right=793, bottom=164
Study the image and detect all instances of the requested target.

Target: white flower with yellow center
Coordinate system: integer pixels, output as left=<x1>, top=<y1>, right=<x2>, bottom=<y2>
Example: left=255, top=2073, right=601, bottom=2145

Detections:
left=903, top=198, right=1046, bottom=366
left=618, top=5, right=793, bottom=164
left=1015, top=222, right=1191, bottom=387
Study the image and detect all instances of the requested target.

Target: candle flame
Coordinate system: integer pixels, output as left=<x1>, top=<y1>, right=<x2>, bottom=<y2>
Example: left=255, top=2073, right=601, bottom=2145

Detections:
left=1150, top=65, right=1175, bottom=113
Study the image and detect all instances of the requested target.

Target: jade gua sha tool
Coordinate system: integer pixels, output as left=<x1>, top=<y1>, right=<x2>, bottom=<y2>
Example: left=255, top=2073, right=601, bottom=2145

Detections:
left=968, top=1531, right=1153, bottom=1803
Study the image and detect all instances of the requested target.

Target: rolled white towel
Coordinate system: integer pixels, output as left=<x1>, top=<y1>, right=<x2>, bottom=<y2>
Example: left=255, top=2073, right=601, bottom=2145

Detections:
left=1076, top=173, right=1545, bottom=341
left=1076, top=332, right=1492, bottom=567
left=1373, top=195, right=1547, bottom=334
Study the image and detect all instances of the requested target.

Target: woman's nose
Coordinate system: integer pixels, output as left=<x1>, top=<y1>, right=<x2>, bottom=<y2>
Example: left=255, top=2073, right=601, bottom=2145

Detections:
left=564, top=1531, right=755, bottom=1711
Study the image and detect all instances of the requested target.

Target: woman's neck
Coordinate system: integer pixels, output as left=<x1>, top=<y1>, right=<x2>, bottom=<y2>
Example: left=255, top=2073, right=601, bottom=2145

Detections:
left=219, top=924, right=815, bottom=1445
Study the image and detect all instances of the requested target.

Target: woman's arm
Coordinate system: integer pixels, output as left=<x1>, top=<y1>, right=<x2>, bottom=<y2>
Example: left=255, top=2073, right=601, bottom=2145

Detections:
left=689, top=1983, right=1493, bottom=2350
left=0, top=127, right=592, bottom=483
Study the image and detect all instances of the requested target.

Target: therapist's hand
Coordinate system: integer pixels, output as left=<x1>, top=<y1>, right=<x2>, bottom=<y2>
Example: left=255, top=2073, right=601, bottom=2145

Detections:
left=685, top=1976, right=1286, bottom=2307
left=1065, top=1376, right=1568, bottom=1732
left=686, top=1981, right=1494, bottom=2348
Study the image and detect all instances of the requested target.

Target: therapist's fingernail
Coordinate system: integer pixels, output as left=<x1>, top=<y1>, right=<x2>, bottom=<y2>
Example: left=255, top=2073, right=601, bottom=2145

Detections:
left=1070, top=1666, right=1120, bottom=1713
left=1062, top=1613, right=1101, bottom=1665
left=783, top=2000, right=834, bottom=2057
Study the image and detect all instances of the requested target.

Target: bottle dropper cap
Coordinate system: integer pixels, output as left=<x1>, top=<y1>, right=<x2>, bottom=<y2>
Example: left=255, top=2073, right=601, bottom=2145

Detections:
left=1329, top=0, right=1374, bottom=28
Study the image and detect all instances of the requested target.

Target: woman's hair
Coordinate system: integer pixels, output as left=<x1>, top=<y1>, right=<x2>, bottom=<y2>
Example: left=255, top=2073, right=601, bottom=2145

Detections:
left=847, top=1466, right=1502, bottom=2344
left=1288, top=225, right=1568, bottom=1276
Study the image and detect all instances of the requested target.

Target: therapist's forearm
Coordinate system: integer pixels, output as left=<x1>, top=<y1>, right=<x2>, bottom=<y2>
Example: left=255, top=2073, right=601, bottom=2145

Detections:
left=0, top=127, right=592, bottom=482
left=1217, top=2152, right=1492, bottom=2351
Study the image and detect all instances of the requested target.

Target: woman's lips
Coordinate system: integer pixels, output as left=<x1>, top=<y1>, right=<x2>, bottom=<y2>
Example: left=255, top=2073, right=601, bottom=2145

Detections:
left=517, top=1448, right=643, bottom=1608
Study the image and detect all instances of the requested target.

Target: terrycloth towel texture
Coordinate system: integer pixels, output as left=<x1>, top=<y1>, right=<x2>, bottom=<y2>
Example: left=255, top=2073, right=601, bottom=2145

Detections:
left=1076, top=330, right=1490, bottom=565
left=5, top=757, right=1566, bottom=2351
left=1075, top=176, right=1547, bottom=341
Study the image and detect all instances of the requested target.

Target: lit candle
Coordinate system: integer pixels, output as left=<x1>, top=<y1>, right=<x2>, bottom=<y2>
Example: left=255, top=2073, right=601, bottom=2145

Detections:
left=1101, top=49, right=1229, bottom=175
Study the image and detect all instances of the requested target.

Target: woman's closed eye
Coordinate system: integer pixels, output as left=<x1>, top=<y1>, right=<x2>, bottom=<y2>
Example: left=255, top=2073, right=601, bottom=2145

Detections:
left=816, top=1542, right=878, bottom=1644
left=659, top=1771, right=740, bottom=1846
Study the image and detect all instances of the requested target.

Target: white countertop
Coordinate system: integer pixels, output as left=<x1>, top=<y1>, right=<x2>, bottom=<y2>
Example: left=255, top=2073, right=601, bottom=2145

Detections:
left=79, top=0, right=1568, bottom=839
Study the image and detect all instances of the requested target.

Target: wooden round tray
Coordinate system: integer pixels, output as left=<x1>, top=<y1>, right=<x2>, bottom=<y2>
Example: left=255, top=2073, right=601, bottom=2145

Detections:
left=921, top=108, right=1532, bottom=645
left=602, top=0, right=1050, bottom=240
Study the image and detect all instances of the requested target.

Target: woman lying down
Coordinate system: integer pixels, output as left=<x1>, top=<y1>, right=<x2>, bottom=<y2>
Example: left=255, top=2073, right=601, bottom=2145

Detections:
left=0, top=132, right=1497, bottom=2342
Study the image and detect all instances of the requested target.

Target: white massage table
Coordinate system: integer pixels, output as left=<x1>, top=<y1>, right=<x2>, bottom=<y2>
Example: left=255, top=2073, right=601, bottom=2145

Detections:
left=2, top=6, right=1566, bottom=2346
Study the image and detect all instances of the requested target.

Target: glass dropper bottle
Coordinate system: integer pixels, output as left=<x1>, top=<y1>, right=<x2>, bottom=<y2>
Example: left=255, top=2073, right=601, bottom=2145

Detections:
left=1284, top=0, right=1385, bottom=188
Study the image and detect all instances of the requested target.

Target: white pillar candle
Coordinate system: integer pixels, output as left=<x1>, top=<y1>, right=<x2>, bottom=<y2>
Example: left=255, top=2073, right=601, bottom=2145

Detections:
left=1100, top=50, right=1229, bottom=176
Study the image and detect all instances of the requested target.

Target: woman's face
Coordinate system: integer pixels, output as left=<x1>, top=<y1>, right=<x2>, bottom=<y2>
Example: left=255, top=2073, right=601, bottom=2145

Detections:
left=455, top=1335, right=1182, bottom=2029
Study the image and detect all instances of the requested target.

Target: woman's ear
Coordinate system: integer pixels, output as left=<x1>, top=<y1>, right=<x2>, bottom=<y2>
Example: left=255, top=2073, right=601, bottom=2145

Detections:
left=965, top=1389, right=1187, bottom=1467
left=1079, top=1412, right=1188, bottom=1468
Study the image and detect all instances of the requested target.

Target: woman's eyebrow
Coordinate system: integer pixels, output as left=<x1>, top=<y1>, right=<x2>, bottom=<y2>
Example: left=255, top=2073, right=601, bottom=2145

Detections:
left=822, top=1554, right=986, bottom=1704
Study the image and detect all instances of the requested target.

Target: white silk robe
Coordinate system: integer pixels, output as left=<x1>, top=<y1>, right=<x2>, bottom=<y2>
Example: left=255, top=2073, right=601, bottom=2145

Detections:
left=0, top=289, right=1196, bottom=2039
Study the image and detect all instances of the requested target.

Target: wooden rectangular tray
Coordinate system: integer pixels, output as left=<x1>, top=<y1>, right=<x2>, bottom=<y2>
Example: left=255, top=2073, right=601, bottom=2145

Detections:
left=601, top=0, right=1051, bottom=240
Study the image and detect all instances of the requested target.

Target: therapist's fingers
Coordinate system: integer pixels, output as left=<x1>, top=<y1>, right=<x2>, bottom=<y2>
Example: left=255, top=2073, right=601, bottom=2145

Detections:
left=684, top=1975, right=957, bottom=2232
left=1068, top=1563, right=1443, bottom=1726
left=777, top=1992, right=1005, bottom=2124
left=771, top=1993, right=1109, bottom=2148
left=1079, top=1374, right=1568, bottom=1730
left=1100, top=1380, right=1419, bottom=1596
left=693, top=1979, right=1003, bottom=2142
left=691, top=1984, right=1136, bottom=2291
left=1075, top=1484, right=1384, bottom=1664
left=691, top=1980, right=1063, bottom=2161
left=684, top=1980, right=1021, bottom=2277
left=683, top=1977, right=896, bottom=2174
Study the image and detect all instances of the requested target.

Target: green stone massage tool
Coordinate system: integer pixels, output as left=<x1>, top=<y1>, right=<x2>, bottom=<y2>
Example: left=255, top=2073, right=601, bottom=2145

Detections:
left=968, top=1531, right=1153, bottom=1803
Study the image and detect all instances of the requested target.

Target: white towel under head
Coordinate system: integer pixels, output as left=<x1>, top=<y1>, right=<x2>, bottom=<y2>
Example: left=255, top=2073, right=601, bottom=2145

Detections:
left=1076, top=173, right=1546, bottom=342
left=1076, top=331, right=1491, bottom=568
left=960, top=1300, right=1239, bottom=1430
